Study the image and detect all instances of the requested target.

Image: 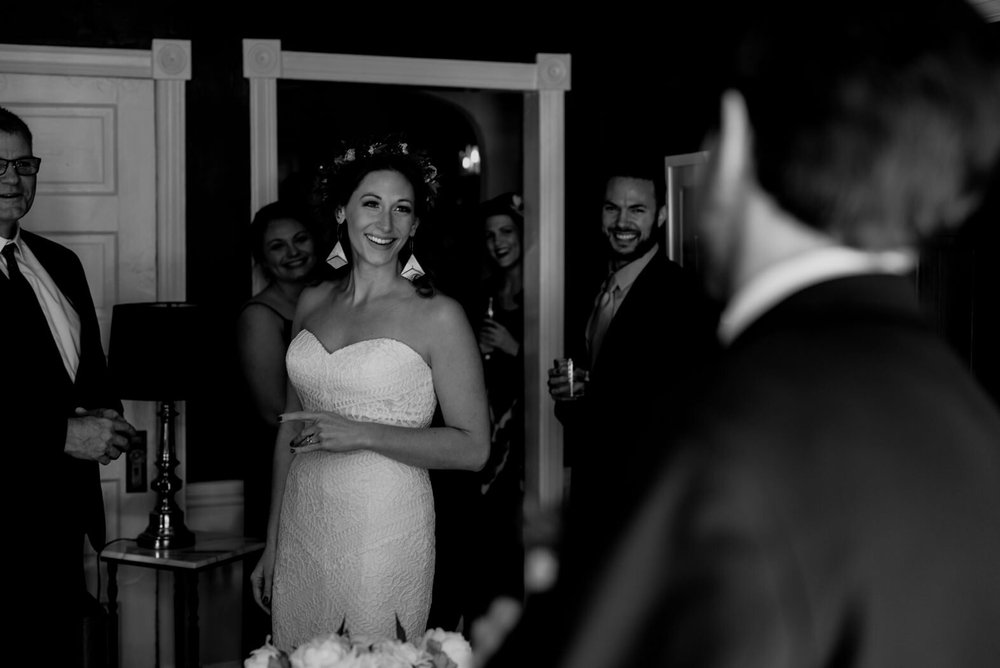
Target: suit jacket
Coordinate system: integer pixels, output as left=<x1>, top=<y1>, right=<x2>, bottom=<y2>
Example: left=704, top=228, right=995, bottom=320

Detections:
left=559, top=249, right=719, bottom=564
left=4, top=229, right=120, bottom=574
left=486, top=250, right=719, bottom=668
left=549, top=273, right=1000, bottom=668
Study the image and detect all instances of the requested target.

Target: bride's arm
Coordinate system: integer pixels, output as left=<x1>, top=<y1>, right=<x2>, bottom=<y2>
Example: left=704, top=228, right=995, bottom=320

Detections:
left=289, top=295, right=490, bottom=472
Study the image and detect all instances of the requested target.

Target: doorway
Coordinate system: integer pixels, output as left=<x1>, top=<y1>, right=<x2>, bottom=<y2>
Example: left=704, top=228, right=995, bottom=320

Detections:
left=244, top=43, right=571, bottom=510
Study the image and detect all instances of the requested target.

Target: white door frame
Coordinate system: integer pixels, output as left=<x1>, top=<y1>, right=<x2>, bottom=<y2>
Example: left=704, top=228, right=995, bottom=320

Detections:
left=243, top=42, right=570, bottom=509
left=0, top=40, right=190, bottom=301
left=663, top=151, right=709, bottom=266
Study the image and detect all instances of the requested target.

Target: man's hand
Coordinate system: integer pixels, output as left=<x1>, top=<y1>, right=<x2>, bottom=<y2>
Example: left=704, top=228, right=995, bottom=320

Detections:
left=66, top=407, right=138, bottom=465
left=547, top=359, right=589, bottom=401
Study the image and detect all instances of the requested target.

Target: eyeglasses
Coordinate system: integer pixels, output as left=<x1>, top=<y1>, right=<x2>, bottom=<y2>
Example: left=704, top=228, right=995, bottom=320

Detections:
left=0, top=157, right=41, bottom=177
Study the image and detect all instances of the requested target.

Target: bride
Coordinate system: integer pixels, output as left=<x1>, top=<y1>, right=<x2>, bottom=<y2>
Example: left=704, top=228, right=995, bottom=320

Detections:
left=249, top=137, right=490, bottom=650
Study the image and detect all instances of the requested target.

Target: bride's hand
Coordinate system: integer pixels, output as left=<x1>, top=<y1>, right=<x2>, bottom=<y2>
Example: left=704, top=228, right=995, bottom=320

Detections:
left=250, top=548, right=275, bottom=614
left=282, top=410, right=365, bottom=454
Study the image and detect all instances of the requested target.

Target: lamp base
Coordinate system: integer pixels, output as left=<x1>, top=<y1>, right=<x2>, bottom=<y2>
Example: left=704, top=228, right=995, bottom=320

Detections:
left=136, top=508, right=196, bottom=550
left=137, top=399, right=195, bottom=551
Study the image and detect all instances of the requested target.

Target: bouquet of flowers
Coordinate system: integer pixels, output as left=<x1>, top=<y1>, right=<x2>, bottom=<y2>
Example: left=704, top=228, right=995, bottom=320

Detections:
left=245, top=627, right=473, bottom=668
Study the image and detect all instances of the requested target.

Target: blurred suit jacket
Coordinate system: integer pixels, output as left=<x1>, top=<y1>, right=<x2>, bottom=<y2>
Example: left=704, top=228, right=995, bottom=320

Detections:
left=4, top=230, right=121, bottom=641
left=545, top=273, right=1000, bottom=668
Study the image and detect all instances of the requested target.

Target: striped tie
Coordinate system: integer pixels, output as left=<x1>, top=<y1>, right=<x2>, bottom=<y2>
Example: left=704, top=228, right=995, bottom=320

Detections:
left=585, top=275, right=617, bottom=368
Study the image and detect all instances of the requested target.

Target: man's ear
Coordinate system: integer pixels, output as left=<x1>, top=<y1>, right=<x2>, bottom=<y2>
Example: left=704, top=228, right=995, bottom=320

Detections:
left=656, top=204, right=667, bottom=229
left=335, top=206, right=346, bottom=225
left=715, top=89, right=753, bottom=199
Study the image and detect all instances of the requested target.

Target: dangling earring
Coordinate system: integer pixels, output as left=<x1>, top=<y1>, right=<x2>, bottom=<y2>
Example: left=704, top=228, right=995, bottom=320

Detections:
left=327, top=222, right=348, bottom=269
left=400, top=238, right=425, bottom=281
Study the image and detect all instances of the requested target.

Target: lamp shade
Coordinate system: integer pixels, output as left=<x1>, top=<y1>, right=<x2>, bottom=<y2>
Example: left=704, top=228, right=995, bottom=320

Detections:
left=108, top=302, right=206, bottom=401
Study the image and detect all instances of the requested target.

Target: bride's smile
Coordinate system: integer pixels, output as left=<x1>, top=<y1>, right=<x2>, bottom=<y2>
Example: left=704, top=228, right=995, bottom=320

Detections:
left=364, top=233, right=396, bottom=247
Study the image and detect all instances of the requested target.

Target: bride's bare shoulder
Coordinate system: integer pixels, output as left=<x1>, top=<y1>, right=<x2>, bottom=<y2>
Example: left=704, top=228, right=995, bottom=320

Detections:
left=298, top=280, right=339, bottom=314
left=417, top=291, right=471, bottom=330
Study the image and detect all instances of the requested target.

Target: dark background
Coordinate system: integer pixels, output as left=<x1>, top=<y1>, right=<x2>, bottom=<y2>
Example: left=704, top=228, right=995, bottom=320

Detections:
left=5, top=4, right=998, bottom=480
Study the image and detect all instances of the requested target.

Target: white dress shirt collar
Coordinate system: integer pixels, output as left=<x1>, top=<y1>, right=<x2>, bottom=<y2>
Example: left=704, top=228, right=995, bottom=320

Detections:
left=607, top=242, right=659, bottom=299
left=718, top=245, right=917, bottom=346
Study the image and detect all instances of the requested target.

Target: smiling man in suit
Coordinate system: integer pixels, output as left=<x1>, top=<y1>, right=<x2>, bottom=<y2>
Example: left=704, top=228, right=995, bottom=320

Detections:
left=476, top=153, right=720, bottom=666
left=1, top=106, right=137, bottom=666
left=547, top=155, right=720, bottom=583
left=549, top=152, right=720, bottom=514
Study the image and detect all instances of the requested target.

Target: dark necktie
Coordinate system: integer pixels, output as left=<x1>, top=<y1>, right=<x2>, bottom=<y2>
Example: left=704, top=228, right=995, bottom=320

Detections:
left=3, top=243, right=66, bottom=377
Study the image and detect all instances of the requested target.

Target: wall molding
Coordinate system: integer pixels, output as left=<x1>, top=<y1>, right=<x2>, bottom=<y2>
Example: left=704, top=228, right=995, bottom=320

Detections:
left=281, top=51, right=540, bottom=90
left=187, top=480, right=244, bottom=535
left=0, top=43, right=150, bottom=78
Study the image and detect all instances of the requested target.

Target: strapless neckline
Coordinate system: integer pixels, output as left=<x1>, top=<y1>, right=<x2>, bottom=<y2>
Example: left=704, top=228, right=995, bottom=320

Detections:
left=294, top=330, right=430, bottom=372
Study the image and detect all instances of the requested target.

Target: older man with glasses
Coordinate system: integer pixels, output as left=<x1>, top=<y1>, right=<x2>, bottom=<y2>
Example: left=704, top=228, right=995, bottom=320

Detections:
left=1, top=105, right=137, bottom=667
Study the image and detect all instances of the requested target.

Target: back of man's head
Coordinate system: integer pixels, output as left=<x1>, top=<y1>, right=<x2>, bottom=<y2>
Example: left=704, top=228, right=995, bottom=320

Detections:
left=728, top=0, right=1000, bottom=249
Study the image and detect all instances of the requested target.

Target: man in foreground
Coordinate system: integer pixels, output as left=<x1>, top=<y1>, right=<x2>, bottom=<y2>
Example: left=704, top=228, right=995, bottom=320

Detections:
left=481, top=0, right=1000, bottom=665
left=546, top=1, right=1000, bottom=666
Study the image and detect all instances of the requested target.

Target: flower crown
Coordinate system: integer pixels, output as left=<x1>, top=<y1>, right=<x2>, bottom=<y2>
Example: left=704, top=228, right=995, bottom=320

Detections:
left=330, top=135, right=441, bottom=211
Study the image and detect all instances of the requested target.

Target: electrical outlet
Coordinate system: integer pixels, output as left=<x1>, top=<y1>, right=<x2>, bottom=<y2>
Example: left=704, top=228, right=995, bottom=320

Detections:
left=126, top=430, right=147, bottom=493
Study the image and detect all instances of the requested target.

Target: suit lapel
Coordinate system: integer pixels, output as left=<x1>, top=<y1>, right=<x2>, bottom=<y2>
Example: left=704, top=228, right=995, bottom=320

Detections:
left=22, top=229, right=81, bottom=314
left=19, top=230, right=82, bottom=394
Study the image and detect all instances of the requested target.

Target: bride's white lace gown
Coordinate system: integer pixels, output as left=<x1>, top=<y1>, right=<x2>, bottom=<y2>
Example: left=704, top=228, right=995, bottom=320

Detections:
left=272, top=332, right=437, bottom=650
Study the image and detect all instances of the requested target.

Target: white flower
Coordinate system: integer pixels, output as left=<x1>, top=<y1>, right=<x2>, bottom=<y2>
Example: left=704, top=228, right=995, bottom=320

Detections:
left=345, top=148, right=355, bottom=161
left=289, top=632, right=354, bottom=668
left=420, top=629, right=473, bottom=668
left=372, top=639, right=430, bottom=666
left=244, top=635, right=288, bottom=668
left=352, top=652, right=412, bottom=668
left=255, top=628, right=472, bottom=668
left=348, top=634, right=380, bottom=653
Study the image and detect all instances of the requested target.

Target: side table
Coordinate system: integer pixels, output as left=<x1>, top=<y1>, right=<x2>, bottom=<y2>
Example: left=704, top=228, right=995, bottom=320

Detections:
left=100, top=532, right=265, bottom=668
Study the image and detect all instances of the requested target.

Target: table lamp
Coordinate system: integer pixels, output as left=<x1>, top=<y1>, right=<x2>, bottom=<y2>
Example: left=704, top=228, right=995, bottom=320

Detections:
left=108, top=302, right=205, bottom=550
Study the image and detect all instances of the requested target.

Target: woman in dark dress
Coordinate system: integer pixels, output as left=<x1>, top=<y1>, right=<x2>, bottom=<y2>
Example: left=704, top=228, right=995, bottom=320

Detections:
left=472, top=192, right=527, bottom=620
left=237, top=200, right=326, bottom=537
left=236, top=200, right=324, bottom=650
